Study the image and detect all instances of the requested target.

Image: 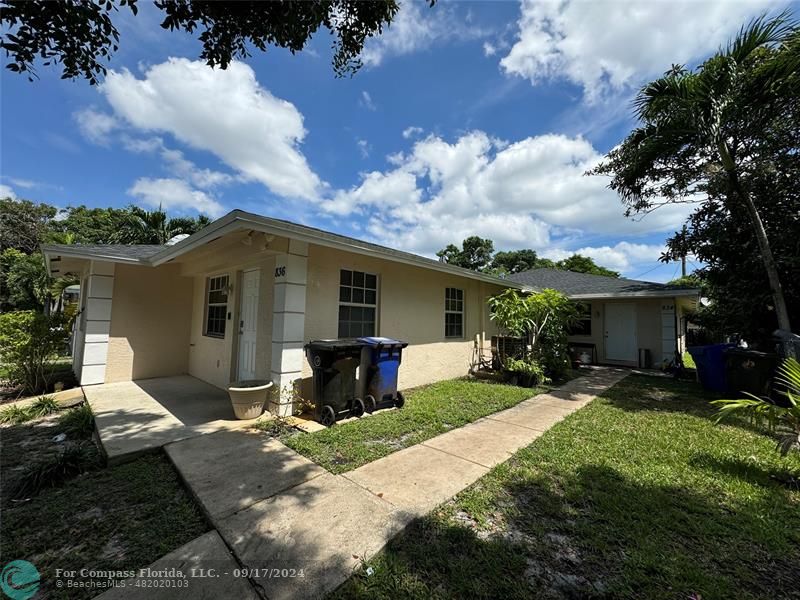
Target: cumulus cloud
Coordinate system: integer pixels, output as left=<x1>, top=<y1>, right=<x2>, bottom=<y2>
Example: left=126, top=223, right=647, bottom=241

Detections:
left=100, top=58, right=322, bottom=200
left=500, top=0, right=776, bottom=102
left=402, top=126, right=424, bottom=139
left=0, top=184, right=16, bottom=199
left=361, top=1, right=488, bottom=67
left=74, top=108, right=119, bottom=145
left=128, top=177, right=225, bottom=217
left=324, top=130, right=693, bottom=275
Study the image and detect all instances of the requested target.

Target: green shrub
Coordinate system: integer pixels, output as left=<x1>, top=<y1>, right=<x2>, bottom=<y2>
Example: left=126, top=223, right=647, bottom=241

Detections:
left=0, top=404, right=34, bottom=424
left=504, top=357, right=551, bottom=387
left=58, top=403, right=94, bottom=437
left=0, top=310, right=70, bottom=395
left=28, top=395, right=60, bottom=418
left=9, top=443, right=101, bottom=500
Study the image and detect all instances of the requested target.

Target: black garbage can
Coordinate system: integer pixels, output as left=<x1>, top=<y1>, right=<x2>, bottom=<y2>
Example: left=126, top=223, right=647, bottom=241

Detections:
left=723, top=348, right=779, bottom=398
left=304, top=339, right=366, bottom=426
left=358, top=337, right=408, bottom=412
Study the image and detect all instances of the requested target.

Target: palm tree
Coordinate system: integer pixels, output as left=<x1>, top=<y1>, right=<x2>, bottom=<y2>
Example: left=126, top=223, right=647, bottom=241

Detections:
left=112, top=206, right=209, bottom=245
left=593, top=12, right=799, bottom=333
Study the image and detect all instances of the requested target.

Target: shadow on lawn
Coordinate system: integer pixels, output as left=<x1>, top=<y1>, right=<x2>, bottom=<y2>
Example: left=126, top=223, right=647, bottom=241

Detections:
left=689, top=452, right=800, bottom=489
left=337, top=464, right=800, bottom=600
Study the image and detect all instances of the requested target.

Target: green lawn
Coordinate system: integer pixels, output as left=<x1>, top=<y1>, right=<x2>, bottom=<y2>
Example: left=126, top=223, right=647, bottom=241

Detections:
left=1, top=410, right=208, bottom=599
left=683, top=350, right=697, bottom=369
left=278, top=378, right=546, bottom=474
left=335, top=375, right=800, bottom=599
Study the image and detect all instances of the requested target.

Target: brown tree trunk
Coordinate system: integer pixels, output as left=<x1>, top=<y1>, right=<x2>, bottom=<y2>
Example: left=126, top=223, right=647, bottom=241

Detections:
left=719, top=143, right=792, bottom=333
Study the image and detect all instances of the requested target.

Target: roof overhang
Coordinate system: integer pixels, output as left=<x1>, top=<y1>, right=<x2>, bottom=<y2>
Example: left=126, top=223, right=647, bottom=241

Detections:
left=546, top=289, right=701, bottom=300
left=43, top=210, right=521, bottom=289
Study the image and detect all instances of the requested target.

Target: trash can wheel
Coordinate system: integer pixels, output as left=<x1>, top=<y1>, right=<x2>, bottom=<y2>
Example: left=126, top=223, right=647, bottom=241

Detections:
left=320, top=405, right=336, bottom=427
left=364, top=395, right=377, bottom=413
left=352, top=397, right=365, bottom=418
left=395, top=391, right=405, bottom=409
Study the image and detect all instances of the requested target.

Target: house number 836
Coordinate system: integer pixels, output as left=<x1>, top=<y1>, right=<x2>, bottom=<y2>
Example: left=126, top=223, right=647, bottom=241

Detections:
left=275, top=266, right=286, bottom=278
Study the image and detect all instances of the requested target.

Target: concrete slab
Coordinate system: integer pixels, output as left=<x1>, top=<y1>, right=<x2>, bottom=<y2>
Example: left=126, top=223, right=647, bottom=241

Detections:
left=166, top=429, right=326, bottom=519
left=94, top=530, right=260, bottom=600
left=217, top=473, right=405, bottom=600
left=85, top=376, right=257, bottom=464
left=421, top=417, right=543, bottom=468
left=486, top=400, right=576, bottom=431
left=344, top=444, right=489, bottom=515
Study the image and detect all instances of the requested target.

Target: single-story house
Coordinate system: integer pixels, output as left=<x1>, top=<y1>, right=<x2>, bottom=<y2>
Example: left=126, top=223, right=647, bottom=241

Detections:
left=42, top=210, right=512, bottom=415
left=507, top=268, right=699, bottom=368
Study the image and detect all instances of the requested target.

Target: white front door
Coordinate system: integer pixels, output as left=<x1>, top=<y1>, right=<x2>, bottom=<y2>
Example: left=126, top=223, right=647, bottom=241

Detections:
left=604, top=302, right=637, bottom=362
left=237, top=269, right=260, bottom=381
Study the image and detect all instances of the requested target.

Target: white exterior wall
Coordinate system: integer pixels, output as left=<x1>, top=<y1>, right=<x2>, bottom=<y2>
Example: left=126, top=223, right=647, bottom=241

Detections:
left=77, top=261, right=115, bottom=385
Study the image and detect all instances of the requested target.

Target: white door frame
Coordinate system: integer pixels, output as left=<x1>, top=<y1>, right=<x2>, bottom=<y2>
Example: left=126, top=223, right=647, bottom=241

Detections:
left=237, top=269, right=260, bottom=381
left=604, top=302, right=638, bottom=363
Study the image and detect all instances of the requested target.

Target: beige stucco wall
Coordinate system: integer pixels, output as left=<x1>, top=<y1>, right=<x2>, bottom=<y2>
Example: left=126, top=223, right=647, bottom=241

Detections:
left=106, top=264, right=192, bottom=382
left=303, top=244, right=504, bottom=392
left=567, top=297, right=676, bottom=367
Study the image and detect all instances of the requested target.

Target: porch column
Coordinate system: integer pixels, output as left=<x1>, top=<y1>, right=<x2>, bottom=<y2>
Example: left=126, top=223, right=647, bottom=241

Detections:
left=269, top=240, right=308, bottom=417
left=80, top=260, right=115, bottom=385
left=661, top=300, right=677, bottom=365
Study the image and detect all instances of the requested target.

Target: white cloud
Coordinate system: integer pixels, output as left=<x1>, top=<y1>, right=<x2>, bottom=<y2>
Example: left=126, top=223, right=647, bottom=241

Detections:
left=360, top=91, right=377, bottom=111
left=356, top=139, right=371, bottom=159
left=361, top=1, right=488, bottom=67
left=100, top=58, right=322, bottom=200
left=128, top=177, right=225, bottom=217
left=402, top=126, right=423, bottom=139
left=0, top=184, right=16, bottom=199
left=483, top=42, right=497, bottom=57
left=544, top=242, right=667, bottom=274
left=500, top=0, right=776, bottom=102
left=326, top=131, right=693, bottom=274
left=74, top=108, right=119, bottom=145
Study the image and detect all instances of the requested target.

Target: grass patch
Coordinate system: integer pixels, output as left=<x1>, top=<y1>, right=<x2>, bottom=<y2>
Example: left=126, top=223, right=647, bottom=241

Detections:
left=9, top=442, right=102, bottom=500
left=281, top=378, right=545, bottom=473
left=683, top=350, right=697, bottom=369
left=58, top=402, right=95, bottom=437
left=1, top=454, right=208, bottom=599
left=0, top=403, right=34, bottom=424
left=336, top=375, right=800, bottom=599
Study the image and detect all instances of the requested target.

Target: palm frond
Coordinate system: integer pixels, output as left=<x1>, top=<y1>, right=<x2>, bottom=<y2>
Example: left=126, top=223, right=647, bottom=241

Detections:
left=727, top=10, right=797, bottom=64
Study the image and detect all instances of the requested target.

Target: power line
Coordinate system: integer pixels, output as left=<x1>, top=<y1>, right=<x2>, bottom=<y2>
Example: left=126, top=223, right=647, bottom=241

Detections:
left=632, top=263, right=664, bottom=279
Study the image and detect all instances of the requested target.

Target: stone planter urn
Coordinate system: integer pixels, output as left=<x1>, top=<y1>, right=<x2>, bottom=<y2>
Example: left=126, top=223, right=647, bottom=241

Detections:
left=227, top=380, right=273, bottom=420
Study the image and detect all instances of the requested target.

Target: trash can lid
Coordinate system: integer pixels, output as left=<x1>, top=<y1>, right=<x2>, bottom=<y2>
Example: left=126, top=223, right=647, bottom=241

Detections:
left=357, top=336, right=408, bottom=348
left=305, top=338, right=365, bottom=351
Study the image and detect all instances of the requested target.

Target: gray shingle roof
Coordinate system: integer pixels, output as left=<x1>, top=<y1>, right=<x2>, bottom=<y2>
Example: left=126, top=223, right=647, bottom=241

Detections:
left=43, top=244, right=165, bottom=262
left=506, top=268, right=698, bottom=298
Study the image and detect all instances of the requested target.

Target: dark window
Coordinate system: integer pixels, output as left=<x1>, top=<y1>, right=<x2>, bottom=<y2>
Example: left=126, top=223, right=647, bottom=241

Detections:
left=338, top=269, right=377, bottom=337
left=445, top=287, right=464, bottom=338
left=205, top=275, right=229, bottom=338
left=570, top=303, right=592, bottom=336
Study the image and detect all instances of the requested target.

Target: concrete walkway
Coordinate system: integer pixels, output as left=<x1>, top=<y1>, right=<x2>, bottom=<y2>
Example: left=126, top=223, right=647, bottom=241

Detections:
left=106, top=367, right=629, bottom=600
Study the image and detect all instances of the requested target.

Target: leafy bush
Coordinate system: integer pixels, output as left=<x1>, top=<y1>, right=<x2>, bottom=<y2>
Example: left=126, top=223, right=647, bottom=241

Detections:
left=0, top=404, right=34, bottom=424
left=504, top=357, right=551, bottom=387
left=28, top=395, right=60, bottom=418
left=712, top=357, right=800, bottom=457
left=58, top=403, right=95, bottom=437
left=0, top=310, right=70, bottom=394
left=9, top=442, right=101, bottom=500
left=489, top=288, right=577, bottom=379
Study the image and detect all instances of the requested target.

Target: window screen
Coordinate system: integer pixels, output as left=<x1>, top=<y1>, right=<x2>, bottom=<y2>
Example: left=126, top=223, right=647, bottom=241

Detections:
left=338, top=269, right=377, bottom=337
left=445, top=287, right=464, bottom=338
left=205, top=275, right=229, bottom=338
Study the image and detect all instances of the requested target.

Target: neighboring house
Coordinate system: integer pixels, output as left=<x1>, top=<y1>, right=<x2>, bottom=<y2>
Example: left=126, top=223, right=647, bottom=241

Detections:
left=507, top=268, right=699, bottom=368
left=42, top=210, right=512, bottom=415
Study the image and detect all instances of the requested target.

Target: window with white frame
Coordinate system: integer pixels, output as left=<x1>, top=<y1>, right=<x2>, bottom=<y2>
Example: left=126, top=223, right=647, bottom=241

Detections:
left=338, top=269, right=377, bottom=337
left=204, top=275, right=229, bottom=338
left=445, top=287, right=464, bottom=338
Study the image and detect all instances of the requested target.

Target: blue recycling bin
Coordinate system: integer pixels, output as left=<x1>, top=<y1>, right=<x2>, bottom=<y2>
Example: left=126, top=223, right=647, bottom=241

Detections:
left=358, top=337, right=408, bottom=412
left=687, top=343, right=735, bottom=393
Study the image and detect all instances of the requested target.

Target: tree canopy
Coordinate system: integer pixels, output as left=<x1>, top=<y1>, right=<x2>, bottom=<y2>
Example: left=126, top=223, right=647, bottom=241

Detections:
left=0, top=0, right=409, bottom=84
left=437, top=238, right=619, bottom=278
left=591, top=12, right=799, bottom=334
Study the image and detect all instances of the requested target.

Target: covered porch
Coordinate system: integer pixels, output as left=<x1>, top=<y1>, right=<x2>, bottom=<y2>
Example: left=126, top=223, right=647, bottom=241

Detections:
left=84, top=375, right=262, bottom=464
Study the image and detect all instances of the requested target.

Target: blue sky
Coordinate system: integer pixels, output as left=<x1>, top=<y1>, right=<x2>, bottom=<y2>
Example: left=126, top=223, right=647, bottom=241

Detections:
left=1, top=0, right=792, bottom=281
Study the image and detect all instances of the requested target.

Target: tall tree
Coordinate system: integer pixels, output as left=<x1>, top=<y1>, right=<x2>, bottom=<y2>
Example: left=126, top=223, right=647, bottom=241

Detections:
left=437, top=236, right=494, bottom=272
left=491, top=249, right=552, bottom=275
left=50, top=205, right=131, bottom=244
left=1, top=0, right=408, bottom=84
left=0, top=197, right=56, bottom=253
left=556, top=254, right=620, bottom=278
left=111, top=206, right=209, bottom=245
left=591, top=13, right=799, bottom=332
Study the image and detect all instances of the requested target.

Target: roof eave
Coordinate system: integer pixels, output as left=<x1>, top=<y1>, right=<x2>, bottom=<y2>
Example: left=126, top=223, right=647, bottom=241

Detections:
left=567, top=289, right=701, bottom=300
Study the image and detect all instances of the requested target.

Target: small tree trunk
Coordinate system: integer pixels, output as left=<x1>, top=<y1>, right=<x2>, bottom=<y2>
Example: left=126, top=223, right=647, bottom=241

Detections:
left=719, top=143, right=792, bottom=333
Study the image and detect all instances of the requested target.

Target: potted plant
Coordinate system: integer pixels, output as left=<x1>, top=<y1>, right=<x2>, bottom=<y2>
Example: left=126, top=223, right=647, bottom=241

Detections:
left=227, top=380, right=273, bottom=420
left=504, top=357, right=551, bottom=388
